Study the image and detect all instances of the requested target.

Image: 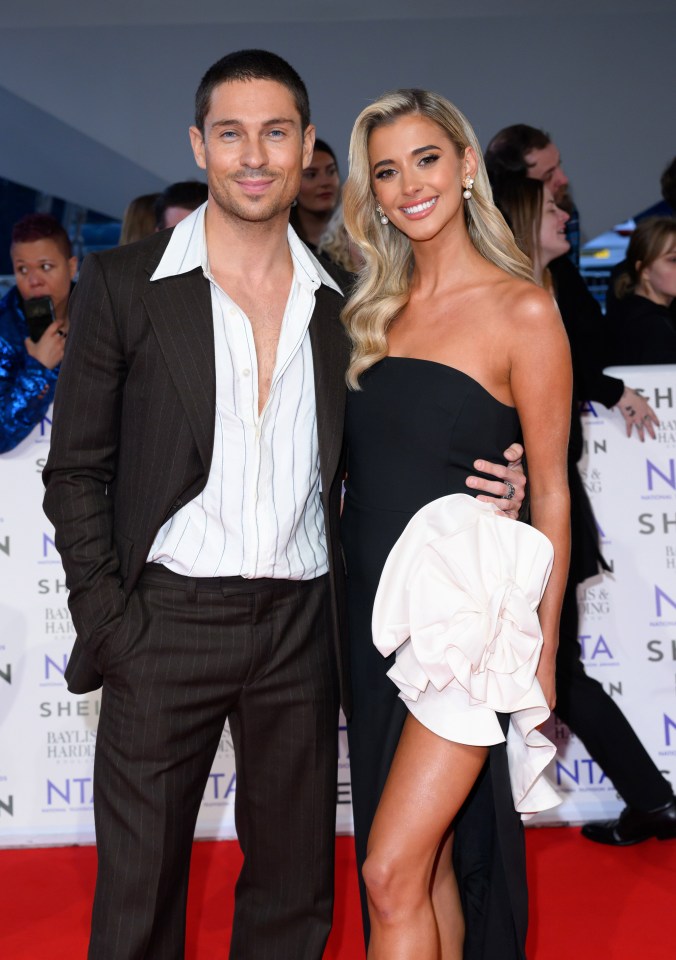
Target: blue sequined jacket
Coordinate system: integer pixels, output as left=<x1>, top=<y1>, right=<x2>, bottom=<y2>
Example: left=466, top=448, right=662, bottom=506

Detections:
left=0, top=285, right=59, bottom=453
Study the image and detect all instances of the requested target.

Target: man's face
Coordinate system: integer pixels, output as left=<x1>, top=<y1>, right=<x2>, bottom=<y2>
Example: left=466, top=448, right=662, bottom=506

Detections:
left=524, top=141, right=569, bottom=206
left=11, top=238, right=77, bottom=317
left=189, top=78, right=315, bottom=225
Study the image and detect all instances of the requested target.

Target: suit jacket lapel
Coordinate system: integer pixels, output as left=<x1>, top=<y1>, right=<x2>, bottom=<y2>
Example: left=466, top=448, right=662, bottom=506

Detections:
left=142, top=267, right=216, bottom=473
left=310, top=285, right=350, bottom=493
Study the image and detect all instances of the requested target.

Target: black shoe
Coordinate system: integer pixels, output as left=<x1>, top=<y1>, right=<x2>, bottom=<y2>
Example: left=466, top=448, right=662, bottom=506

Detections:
left=581, top=798, right=676, bottom=846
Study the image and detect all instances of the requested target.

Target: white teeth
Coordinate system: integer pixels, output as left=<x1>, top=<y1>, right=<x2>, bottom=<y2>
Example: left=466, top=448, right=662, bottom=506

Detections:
left=402, top=198, right=437, bottom=214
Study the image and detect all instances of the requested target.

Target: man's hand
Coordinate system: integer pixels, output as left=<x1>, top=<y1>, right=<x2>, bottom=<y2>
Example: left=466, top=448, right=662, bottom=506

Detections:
left=617, top=386, right=659, bottom=442
left=465, top=442, right=526, bottom=520
left=25, top=320, right=67, bottom=370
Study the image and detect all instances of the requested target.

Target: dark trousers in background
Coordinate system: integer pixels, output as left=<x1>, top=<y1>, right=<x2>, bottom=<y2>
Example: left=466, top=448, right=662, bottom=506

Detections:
left=89, top=565, right=339, bottom=960
left=555, top=578, right=672, bottom=812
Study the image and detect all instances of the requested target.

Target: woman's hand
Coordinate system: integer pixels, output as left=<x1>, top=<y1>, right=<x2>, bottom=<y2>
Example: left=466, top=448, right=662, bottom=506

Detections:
left=536, top=655, right=557, bottom=712
left=25, top=320, right=68, bottom=370
left=465, top=442, right=527, bottom=520
left=617, top=386, right=659, bottom=442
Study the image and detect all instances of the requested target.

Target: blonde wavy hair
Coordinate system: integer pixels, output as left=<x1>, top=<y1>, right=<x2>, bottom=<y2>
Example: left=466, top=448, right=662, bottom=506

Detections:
left=342, top=89, right=534, bottom=388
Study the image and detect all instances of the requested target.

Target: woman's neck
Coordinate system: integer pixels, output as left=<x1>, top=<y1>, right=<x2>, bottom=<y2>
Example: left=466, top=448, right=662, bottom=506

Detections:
left=636, top=279, right=673, bottom=308
left=295, top=207, right=333, bottom=247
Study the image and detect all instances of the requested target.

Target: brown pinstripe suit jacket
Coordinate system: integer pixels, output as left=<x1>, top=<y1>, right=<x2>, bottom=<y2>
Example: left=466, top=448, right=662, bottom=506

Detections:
left=43, top=229, right=351, bottom=712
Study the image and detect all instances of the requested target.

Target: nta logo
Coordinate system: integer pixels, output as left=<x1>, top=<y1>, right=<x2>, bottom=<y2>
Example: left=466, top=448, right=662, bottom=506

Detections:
left=647, top=458, right=676, bottom=492
left=655, top=585, right=676, bottom=618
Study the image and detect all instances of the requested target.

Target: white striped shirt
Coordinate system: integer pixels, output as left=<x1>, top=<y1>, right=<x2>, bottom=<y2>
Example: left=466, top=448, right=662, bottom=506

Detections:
left=146, top=203, right=342, bottom=580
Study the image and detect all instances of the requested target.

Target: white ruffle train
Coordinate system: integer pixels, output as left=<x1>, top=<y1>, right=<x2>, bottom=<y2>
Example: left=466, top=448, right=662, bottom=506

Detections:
left=372, top=493, right=560, bottom=819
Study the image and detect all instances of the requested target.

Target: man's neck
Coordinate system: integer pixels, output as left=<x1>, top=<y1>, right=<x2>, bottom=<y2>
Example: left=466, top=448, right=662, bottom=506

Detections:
left=204, top=202, right=292, bottom=283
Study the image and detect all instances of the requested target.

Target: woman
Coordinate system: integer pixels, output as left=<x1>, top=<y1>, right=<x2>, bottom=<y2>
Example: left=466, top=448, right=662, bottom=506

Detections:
left=493, top=181, right=676, bottom=848
left=317, top=203, right=365, bottom=273
left=118, top=192, right=160, bottom=245
left=290, top=138, right=341, bottom=248
left=341, top=90, right=571, bottom=959
left=606, top=217, right=676, bottom=364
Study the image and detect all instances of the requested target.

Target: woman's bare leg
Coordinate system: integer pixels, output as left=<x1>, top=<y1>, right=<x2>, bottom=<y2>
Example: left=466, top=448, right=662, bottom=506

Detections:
left=363, top=714, right=488, bottom=960
left=431, top=830, right=464, bottom=960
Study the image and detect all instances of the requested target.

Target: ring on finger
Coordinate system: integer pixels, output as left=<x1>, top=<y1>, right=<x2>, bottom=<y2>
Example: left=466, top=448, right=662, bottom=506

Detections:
left=503, top=480, right=516, bottom=501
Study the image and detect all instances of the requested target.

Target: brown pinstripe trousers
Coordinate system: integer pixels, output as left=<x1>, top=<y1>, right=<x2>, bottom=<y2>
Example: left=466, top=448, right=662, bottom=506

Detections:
left=88, top=564, right=339, bottom=960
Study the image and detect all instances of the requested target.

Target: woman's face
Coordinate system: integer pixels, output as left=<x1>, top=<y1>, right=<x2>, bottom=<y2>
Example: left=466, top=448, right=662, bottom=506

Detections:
left=368, top=113, right=471, bottom=243
left=537, top=188, right=570, bottom=267
left=298, top=149, right=340, bottom=214
left=637, top=236, right=676, bottom=305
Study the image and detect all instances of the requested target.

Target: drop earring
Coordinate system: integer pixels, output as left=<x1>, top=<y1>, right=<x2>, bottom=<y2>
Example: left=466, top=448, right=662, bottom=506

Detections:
left=376, top=204, right=389, bottom=225
left=463, top=177, right=475, bottom=200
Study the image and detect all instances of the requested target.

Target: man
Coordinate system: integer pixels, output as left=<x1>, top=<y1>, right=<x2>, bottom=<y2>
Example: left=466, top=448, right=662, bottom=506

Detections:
left=155, top=179, right=208, bottom=229
left=44, top=50, right=526, bottom=959
left=0, top=214, right=77, bottom=453
left=485, top=123, right=579, bottom=262
left=487, top=129, right=676, bottom=847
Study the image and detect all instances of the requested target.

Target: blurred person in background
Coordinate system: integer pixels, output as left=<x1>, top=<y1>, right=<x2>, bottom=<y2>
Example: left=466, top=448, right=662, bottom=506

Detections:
left=607, top=159, right=676, bottom=317
left=290, top=138, right=341, bottom=249
left=634, top=156, right=676, bottom=223
left=494, top=177, right=676, bottom=846
left=0, top=213, right=77, bottom=453
left=155, top=179, right=208, bottom=230
left=119, top=192, right=160, bottom=245
left=485, top=123, right=580, bottom=264
left=606, top=217, right=676, bottom=364
left=316, top=203, right=363, bottom=274
left=486, top=122, right=659, bottom=442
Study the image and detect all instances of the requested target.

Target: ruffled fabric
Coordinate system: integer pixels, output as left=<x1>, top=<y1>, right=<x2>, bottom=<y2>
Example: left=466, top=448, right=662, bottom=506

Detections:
left=372, top=493, right=560, bottom=819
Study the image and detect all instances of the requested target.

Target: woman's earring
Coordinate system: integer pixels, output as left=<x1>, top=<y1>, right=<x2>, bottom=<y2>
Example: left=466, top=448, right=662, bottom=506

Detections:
left=463, top=177, right=475, bottom=200
left=376, top=204, right=389, bottom=225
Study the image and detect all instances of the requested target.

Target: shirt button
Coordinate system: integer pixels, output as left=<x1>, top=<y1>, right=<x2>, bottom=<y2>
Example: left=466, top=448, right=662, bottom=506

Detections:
left=229, top=307, right=237, bottom=316
left=242, top=368, right=251, bottom=377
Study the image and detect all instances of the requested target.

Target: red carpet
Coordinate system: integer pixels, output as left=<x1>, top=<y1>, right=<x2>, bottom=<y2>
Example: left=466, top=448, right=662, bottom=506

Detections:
left=1, top=828, right=674, bottom=958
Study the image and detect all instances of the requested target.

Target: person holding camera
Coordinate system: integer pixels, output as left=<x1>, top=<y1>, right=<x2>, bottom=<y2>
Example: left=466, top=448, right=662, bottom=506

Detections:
left=0, top=213, right=77, bottom=453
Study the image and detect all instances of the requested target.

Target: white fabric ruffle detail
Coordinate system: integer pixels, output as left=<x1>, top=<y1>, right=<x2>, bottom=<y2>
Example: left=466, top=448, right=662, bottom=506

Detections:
left=372, top=494, right=560, bottom=819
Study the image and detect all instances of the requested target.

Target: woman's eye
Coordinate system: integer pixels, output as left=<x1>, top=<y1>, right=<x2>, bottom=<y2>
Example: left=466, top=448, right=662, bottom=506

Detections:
left=374, top=168, right=395, bottom=180
left=419, top=154, right=439, bottom=166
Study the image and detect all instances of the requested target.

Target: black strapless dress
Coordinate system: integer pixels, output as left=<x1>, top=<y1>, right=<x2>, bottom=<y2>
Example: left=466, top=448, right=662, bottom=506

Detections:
left=342, top=357, right=528, bottom=959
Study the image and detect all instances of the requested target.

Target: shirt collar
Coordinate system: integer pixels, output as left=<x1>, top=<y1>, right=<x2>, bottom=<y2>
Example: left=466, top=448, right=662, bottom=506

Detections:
left=151, top=201, right=342, bottom=297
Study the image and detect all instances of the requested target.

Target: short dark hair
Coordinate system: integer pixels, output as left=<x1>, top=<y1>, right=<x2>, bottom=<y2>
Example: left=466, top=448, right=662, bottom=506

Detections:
left=155, top=180, right=208, bottom=229
left=485, top=124, right=551, bottom=187
left=660, top=156, right=676, bottom=210
left=312, top=138, right=338, bottom=167
left=10, top=213, right=72, bottom=259
left=194, top=49, right=310, bottom=134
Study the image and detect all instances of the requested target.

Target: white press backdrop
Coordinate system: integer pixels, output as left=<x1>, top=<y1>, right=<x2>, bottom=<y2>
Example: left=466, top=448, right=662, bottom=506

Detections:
left=1, top=364, right=674, bottom=846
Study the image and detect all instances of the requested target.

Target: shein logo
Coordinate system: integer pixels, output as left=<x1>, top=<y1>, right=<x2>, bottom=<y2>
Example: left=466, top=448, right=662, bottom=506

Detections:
left=647, top=459, right=676, bottom=492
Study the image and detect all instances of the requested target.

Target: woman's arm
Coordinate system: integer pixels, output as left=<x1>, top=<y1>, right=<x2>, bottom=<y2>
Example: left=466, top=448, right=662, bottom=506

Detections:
left=508, top=286, right=572, bottom=708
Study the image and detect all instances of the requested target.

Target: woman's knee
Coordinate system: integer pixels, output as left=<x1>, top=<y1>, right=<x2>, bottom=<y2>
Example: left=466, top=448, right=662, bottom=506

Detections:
left=362, top=847, right=424, bottom=920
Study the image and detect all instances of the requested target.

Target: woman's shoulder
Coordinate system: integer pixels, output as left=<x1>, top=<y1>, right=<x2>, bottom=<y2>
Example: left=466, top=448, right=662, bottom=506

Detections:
left=487, top=273, right=561, bottom=333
